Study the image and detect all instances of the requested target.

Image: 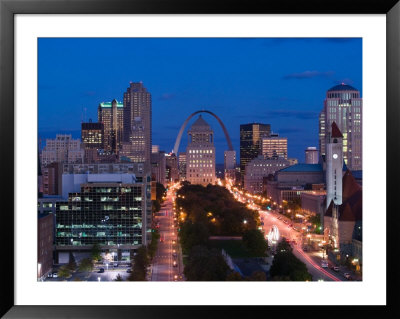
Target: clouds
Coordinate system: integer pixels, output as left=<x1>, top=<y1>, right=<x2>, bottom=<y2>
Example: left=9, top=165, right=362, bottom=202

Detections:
left=265, top=109, right=319, bottom=120
left=158, top=93, right=176, bottom=101
left=283, top=70, right=334, bottom=80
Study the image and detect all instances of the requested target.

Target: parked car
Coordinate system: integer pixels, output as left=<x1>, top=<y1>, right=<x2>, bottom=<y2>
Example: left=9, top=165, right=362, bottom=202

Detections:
left=344, top=273, right=352, bottom=280
left=321, top=261, right=328, bottom=268
left=333, top=266, right=340, bottom=272
left=98, top=268, right=105, bottom=273
left=52, top=272, right=58, bottom=278
left=47, top=273, right=53, bottom=278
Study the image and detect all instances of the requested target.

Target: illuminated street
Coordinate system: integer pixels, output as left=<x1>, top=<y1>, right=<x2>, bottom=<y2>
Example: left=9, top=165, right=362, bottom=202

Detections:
left=151, top=185, right=183, bottom=281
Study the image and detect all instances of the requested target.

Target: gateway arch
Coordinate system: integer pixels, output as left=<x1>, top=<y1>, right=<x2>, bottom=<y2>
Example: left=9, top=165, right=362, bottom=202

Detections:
left=173, top=110, right=234, bottom=155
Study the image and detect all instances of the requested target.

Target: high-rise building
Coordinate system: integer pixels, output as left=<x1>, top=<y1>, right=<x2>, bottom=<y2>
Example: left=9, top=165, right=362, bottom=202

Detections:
left=81, top=121, right=104, bottom=163
left=224, top=150, right=236, bottom=181
left=123, top=82, right=152, bottom=165
left=56, top=163, right=152, bottom=261
left=240, top=123, right=271, bottom=183
left=37, top=213, right=54, bottom=280
left=186, top=115, right=216, bottom=186
left=178, top=152, right=187, bottom=180
left=305, top=147, right=319, bottom=164
left=151, top=150, right=166, bottom=186
left=98, top=99, right=124, bottom=154
left=261, top=133, right=287, bottom=159
left=41, top=134, right=84, bottom=166
left=165, top=153, right=179, bottom=183
left=319, top=83, right=362, bottom=170
left=42, top=162, right=62, bottom=195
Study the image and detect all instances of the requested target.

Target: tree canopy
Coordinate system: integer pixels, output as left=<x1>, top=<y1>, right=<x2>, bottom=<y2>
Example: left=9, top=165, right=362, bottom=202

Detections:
left=269, top=240, right=312, bottom=281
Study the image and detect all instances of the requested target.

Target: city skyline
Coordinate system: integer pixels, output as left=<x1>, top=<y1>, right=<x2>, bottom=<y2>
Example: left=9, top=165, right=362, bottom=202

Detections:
left=38, top=38, right=362, bottom=162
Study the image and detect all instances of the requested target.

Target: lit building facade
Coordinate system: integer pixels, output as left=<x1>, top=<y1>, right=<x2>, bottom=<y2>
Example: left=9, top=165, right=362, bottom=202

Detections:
left=37, top=213, right=54, bottom=280
left=151, top=150, right=166, bottom=186
left=123, top=82, right=152, bottom=165
left=224, top=150, right=236, bottom=181
left=165, top=153, right=179, bottom=183
left=178, top=152, right=187, bottom=180
left=319, top=84, right=362, bottom=170
left=81, top=121, right=104, bottom=163
left=186, top=115, right=216, bottom=186
left=261, top=133, right=287, bottom=159
left=305, top=146, right=319, bottom=164
left=41, top=134, right=84, bottom=166
left=240, top=123, right=271, bottom=183
left=98, top=100, right=124, bottom=154
left=244, top=155, right=292, bottom=194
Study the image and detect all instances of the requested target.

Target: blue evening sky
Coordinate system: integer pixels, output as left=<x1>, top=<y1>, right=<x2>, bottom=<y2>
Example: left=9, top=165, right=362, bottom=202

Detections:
left=38, top=38, right=362, bottom=163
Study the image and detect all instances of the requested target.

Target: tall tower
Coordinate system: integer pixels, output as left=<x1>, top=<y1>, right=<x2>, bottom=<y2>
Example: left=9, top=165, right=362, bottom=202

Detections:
left=123, top=82, right=152, bottom=165
left=319, top=83, right=362, bottom=170
left=186, top=115, right=216, bottom=186
left=326, top=122, right=343, bottom=208
left=98, top=99, right=124, bottom=154
left=240, top=123, right=271, bottom=183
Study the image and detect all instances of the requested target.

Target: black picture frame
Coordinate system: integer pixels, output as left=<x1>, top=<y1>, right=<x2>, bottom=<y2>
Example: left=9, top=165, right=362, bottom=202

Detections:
left=1, top=0, right=399, bottom=318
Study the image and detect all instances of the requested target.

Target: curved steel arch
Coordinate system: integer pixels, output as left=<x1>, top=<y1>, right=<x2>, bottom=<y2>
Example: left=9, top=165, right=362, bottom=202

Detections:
left=173, top=110, right=233, bottom=155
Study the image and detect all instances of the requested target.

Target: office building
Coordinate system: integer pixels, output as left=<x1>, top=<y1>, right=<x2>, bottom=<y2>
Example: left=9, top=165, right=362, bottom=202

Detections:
left=319, top=83, right=362, bottom=170
left=244, top=155, right=292, bottom=194
left=224, top=150, right=236, bottom=181
left=151, top=150, right=166, bottom=186
left=305, top=147, right=319, bottom=164
left=186, top=115, right=216, bottom=186
left=123, top=82, right=152, bottom=165
left=261, top=133, right=287, bottom=159
left=165, top=153, right=179, bottom=183
left=41, top=134, right=84, bottom=166
left=178, top=152, right=187, bottom=180
left=42, top=162, right=62, bottom=195
left=81, top=121, right=104, bottom=163
left=240, top=123, right=271, bottom=183
left=98, top=100, right=124, bottom=154
left=56, top=164, right=152, bottom=261
left=37, top=213, right=54, bottom=280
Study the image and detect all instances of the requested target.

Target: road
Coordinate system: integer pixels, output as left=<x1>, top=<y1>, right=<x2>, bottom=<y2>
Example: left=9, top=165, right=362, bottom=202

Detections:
left=150, top=186, right=183, bottom=281
left=260, top=210, right=342, bottom=281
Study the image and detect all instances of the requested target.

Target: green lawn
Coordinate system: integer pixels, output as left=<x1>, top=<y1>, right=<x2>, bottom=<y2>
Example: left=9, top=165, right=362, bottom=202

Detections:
left=208, top=240, right=262, bottom=258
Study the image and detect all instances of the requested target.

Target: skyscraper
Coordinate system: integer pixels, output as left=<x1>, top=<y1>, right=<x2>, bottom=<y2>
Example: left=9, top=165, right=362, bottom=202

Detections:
left=81, top=121, right=104, bottom=163
left=224, top=150, right=236, bottom=181
left=98, top=99, right=124, bottom=154
left=319, top=83, right=362, bottom=170
left=240, top=123, right=271, bottom=182
left=261, top=133, right=287, bottom=159
left=123, top=82, right=152, bottom=165
left=186, top=115, right=216, bottom=186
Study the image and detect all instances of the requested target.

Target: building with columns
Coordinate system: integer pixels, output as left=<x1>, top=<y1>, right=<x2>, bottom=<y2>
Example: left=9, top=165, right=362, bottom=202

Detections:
left=186, top=115, right=216, bottom=186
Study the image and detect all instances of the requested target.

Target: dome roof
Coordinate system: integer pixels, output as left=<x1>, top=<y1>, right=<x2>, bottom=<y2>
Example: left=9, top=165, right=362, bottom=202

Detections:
left=328, top=83, right=358, bottom=92
left=189, top=115, right=212, bottom=131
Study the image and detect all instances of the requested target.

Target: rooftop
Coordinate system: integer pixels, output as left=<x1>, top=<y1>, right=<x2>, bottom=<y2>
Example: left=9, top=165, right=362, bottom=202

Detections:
left=189, top=115, right=212, bottom=131
left=328, top=83, right=358, bottom=92
left=278, top=163, right=322, bottom=173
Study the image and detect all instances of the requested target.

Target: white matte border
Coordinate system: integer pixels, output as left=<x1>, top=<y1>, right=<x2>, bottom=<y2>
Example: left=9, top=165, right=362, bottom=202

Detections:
left=15, top=14, right=386, bottom=305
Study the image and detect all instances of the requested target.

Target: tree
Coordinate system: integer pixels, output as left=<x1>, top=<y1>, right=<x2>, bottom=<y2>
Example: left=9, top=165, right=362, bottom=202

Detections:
left=269, top=240, right=312, bottom=281
left=57, top=266, right=71, bottom=279
left=226, top=271, right=243, bottom=281
left=148, top=229, right=160, bottom=260
left=184, top=246, right=229, bottom=281
left=78, top=258, right=94, bottom=272
left=128, top=246, right=149, bottom=281
left=242, top=229, right=268, bottom=256
left=91, top=243, right=102, bottom=262
left=179, top=221, right=209, bottom=254
left=114, top=274, right=123, bottom=281
left=249, top=271, right=267, bottom=281
left=66, top=252, right=77, bottom=272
